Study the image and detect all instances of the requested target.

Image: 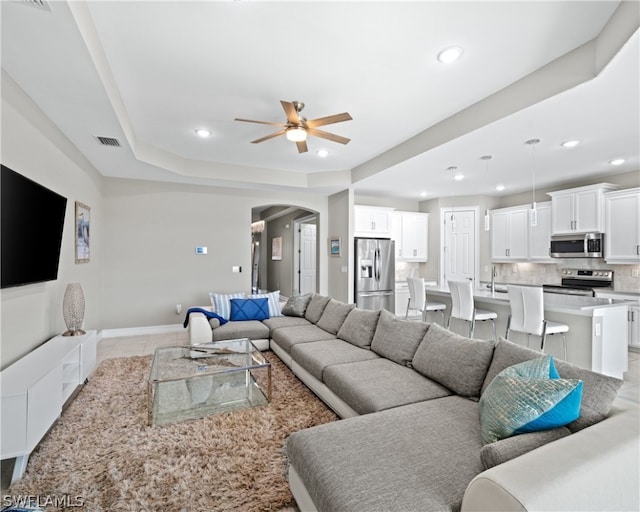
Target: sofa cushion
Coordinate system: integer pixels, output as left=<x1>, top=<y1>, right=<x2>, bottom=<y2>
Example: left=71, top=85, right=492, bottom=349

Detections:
left=370, top=309, right=429, bottom=366
left=281, top=293, right=312, bottom=317
left=262, top=316, right=310, bottom=336
left=286, top=396, right=483, bottom=512
left=336, top=308, right=381, bottom=348
left=323, top=358, right=452, bottom=415
left=270, top=324, right=336, bottom=355
left=211, top=320, right=269, bottom=342
left=250, top=290, right=282, bottom=317
left=482, top=338, right=623, bottom=433
left=412, top=323, right=495, bottom=398
left=316, top=299, right=355, bottom=335
left=209, top=292, right=245, bottom=320
left=229, top=297, right=269, bottom=321
left=479, top=427, right=571, bottom=470
left=304, top=294, right=331, bottom=324
left=291, top=339, right=380, bottom=381
left=479, top=356, right=583, bottom=443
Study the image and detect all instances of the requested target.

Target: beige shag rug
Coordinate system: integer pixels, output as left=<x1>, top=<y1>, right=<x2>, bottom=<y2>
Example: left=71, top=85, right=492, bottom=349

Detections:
left=8, top=352, right=337, bottom=511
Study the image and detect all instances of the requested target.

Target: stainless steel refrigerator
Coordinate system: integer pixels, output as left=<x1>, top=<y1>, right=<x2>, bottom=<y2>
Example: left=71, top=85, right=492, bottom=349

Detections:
left=354, top=237, right=395, bottom=312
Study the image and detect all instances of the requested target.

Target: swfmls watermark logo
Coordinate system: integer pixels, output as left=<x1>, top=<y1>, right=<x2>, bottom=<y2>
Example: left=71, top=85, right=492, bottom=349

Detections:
left=2, top=494, right=84, bottom=509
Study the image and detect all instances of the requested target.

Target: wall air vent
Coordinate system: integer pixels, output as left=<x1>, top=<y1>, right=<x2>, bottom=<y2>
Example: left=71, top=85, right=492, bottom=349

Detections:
left=96, top=136, right=121, bottom=148
left=14, top=0, right=51, bottom=11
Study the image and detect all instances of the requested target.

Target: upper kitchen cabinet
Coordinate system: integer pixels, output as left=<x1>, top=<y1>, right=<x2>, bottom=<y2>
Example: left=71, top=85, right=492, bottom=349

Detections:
left=392, top=211, right=429, bottom=261
left=528, top=202, right=553, bottom=261
left=604, top=188, right=640, bottom=263
left=491, top=206, right=528, bottom=261
left=354, top=205, right=394, bottom=238
left=548, top=183, right=618, bottom=235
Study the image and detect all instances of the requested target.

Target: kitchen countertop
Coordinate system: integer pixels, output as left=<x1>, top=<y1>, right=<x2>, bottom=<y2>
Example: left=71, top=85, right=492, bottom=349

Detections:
left=425, top=284, right=629, bottom=315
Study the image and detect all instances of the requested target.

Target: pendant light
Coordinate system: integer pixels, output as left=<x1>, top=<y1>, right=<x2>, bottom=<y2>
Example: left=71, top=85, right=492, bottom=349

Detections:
left=481, top=155, right=492, bottom=231
left=447, top=166, right=457, bottom=233
left=525, top=138, right=540, bottom=226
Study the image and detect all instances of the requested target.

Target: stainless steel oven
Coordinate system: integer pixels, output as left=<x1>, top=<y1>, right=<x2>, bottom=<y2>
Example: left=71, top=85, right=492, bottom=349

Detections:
left=543, top=269, right=613, bottom=297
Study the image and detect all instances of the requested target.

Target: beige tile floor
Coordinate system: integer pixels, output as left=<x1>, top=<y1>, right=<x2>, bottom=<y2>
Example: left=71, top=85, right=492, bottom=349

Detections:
left=98, top=331, right=640, bottom=404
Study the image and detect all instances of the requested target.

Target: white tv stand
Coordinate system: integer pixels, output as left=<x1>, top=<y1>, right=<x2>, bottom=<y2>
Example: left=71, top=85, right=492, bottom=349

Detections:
left=1, top=330, right=97, bottom=483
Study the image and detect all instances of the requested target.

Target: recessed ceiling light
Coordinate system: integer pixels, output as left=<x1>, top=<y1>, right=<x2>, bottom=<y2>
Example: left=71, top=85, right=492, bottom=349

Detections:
left=316, top=149, right=328, bottom=158
left=496, top=184, right=505, bottom=191
left=454, top=173, right=464, bottom=181
left=437, top=46, right=463, bottom=64
left=420, top=191, right=427, bottom=197
left=609, top=158, right=625, bottom=166
left=561, top=139, right=581, bottom=148
left=195, top=129, right=211, bottom=138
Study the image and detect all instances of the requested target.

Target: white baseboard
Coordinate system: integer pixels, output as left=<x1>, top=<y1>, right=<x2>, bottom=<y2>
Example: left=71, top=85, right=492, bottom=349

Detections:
left=100, top=324, right=184, bottom=339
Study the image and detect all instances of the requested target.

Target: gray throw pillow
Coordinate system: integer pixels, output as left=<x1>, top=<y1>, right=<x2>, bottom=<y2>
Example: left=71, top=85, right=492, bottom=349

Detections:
left=337, top=308, right=381, bottom=348
left=282, top=293, right=312, bottom=317
left=412, top=323, right=495, bottom=398
left=480, top=427, right=571, bottom=470
left=304, top=294, right=331, bottom=324
left=316, top=299, right=356, bottom=335
left=482, top=338, right=623, bottom=432
left=370, top=309, right=429, bottom=367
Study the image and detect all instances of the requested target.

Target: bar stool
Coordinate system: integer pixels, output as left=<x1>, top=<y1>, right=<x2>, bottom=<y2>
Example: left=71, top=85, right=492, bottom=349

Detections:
left=447, top=280, right=497, bottom=340
left=506, top=285, right=569, bottom=360
left=406, top=277, right=447, bottom=324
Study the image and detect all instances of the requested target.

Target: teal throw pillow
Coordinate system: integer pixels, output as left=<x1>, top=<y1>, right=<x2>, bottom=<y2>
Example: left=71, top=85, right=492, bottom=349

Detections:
left=479, top=355, right=583, bottom=444
left=229, top=298, right=269, bottom=322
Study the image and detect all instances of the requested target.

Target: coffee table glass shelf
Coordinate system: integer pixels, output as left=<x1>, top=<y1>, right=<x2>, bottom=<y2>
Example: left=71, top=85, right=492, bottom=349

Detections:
left=148, top=338, right=271, bottom=425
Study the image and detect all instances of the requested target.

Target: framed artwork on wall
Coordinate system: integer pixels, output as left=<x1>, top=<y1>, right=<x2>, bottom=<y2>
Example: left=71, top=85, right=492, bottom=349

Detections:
left=272, top=236, right=282, bottom=261
left=329, top=237, right=341, bottom=256
left=75, top=201, right=90, bottom=263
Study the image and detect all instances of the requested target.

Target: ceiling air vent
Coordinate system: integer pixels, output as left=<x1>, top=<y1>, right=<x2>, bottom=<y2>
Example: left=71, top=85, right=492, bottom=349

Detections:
left=96, top=136, right=121, bottom=148
left=14, top=0, right=51, bottom=11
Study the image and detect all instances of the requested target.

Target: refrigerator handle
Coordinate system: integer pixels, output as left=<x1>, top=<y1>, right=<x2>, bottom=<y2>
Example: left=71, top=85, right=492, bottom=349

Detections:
left=375, top=248, right=380, bottom=282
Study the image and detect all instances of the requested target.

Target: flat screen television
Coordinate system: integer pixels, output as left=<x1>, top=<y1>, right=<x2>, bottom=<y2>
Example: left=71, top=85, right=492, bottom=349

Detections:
left=1, top=164, right=67, bottom=288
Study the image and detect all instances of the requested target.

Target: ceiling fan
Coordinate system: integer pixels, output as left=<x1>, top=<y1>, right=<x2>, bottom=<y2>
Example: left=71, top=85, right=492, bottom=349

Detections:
left=235, top=100, right=352, bottom=154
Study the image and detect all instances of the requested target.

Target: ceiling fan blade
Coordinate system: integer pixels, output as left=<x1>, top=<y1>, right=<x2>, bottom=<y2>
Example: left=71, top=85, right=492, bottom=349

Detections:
left=306, top=112, right=352, bottom=129
left=235, top=118, right=287, bottom=127
left=280, top=101, right=300, bottom=124
left=251, top=130, right=286, bottom=144
left=296, top=140, right=308, bottom=153
left=307, top=128, right=350, bottom=145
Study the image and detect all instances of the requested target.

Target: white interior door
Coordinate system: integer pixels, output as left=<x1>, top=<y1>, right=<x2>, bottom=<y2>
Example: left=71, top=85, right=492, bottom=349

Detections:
left=442, top=209, right=476, bottom=285
left=299, top=223, right=317, bottom=295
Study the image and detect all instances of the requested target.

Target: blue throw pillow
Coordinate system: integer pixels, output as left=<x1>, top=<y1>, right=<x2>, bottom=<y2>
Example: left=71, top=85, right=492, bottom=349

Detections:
left=479, top=355, right=583, bottom=444
left=229, top=297, right=270, bottom=322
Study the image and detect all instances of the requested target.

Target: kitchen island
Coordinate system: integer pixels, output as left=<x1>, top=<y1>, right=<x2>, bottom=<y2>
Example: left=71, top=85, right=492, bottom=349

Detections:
left=425, top=284, right=628, bottom=379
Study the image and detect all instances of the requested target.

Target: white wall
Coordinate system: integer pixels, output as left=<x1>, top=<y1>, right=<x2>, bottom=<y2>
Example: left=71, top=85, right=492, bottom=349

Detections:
left=1, top=72, right=104, bottom=368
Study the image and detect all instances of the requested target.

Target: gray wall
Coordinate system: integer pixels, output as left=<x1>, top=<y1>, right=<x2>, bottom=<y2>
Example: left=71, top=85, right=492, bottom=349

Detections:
left=328, top=189, right=352, bottom=303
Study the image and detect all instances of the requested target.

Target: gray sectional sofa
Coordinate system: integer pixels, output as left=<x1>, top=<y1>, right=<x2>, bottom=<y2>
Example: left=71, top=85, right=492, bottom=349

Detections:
left=187, top=293, right=640, bottom=512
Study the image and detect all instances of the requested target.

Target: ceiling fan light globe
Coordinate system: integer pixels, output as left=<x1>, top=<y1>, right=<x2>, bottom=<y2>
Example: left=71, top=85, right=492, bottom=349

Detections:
left=286, top=127, right=307, bottom=142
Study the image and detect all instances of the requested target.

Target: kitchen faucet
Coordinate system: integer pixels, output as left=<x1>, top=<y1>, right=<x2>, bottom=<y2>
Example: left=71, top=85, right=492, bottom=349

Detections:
left=490, top=265, right=497, bottom=294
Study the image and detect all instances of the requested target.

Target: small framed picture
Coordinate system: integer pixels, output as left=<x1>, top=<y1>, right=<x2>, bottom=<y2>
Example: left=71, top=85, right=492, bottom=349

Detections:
left=272, top=236, right=283, bottom=260
left=75, top=201, right=90, bottom=263
left=329, top=237, right=341, bottom=256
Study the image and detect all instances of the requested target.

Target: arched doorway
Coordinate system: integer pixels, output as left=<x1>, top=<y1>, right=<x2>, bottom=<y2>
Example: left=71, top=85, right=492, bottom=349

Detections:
left=251, top=205, right=319, bottom=298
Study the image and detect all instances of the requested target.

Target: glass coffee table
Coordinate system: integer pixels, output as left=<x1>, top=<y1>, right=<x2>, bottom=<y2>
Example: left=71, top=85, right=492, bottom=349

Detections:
left=147, top=338, right=271, bottom=425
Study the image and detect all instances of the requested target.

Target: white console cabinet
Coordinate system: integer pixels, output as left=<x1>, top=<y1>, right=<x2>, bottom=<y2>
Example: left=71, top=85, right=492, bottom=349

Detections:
left=1, top=330, right=97, bottom=483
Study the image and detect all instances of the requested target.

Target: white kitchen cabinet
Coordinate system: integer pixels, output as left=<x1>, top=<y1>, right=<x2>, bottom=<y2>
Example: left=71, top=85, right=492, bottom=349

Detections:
left=354, top=205, right=393, bottom=238
left=491, top=207, right=528, bottom=261
left=528, top=202, right=552, bottom=260
left=604, top=188, right=640, bottom=263
left=548, top=183, right=617, bottom=235
left=392, top=211, right=428, bottom=261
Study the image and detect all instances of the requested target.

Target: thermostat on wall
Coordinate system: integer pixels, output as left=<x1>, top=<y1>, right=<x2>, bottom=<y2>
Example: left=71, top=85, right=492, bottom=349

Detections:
left=195, top=246, right=207, bottom=255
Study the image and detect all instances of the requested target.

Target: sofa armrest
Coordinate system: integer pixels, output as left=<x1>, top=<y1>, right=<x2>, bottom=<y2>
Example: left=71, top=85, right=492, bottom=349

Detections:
left=461, top=401, right=640, bottom=512
left=188, top=312, right=213, bottom=345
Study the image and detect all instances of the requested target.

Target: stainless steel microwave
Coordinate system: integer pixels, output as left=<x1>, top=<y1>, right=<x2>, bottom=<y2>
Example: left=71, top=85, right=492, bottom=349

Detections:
left=550, top=233, right=604, bottom=258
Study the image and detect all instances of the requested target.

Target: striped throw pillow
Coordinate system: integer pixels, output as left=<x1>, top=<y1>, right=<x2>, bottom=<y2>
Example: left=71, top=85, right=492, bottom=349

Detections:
left=209, top=292, right=245, bottom=320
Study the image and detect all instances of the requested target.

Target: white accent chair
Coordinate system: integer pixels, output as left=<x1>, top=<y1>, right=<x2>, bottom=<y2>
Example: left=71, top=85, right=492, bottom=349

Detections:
left=506, top=284, right=569, bottom=360
left=447, top=280, right=497, bottom=340
left=406, top=277, right=447, bottom=324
